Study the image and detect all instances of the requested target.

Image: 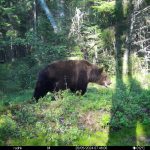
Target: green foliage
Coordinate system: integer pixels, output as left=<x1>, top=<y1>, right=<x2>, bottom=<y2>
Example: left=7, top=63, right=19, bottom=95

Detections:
left=0, top=57, right=37, bottom=92
left=109, top=77, right=150, bottom=130
left=0, top=114, right=17, bottom=143
left=12, top=62, right=32, bottom=89
left=145, top=0, right=150, bottom=5
left=0, top=64, right=20, bottom=93
left=96, top=28, right=115, bottom=73
left=24, top=29, right=68, bottom=64
left=0, top=76, right=150, bottom=146
left=0, top=90, right=83, bottom=145
left=1, top=0, right=150, bottom=146
left=92, top=1, right=115, bottom=13
left=101, top=28, right=115, bottom=52
left=90, top=1, right=116, bottom=27
left=88, top=0, right=131, bottom=28
left=101, top=113, right=111, bottom=127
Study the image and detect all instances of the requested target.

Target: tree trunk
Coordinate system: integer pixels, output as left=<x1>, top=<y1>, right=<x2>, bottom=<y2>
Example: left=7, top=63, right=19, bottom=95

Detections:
left=38, top=0, right=58, bottom=33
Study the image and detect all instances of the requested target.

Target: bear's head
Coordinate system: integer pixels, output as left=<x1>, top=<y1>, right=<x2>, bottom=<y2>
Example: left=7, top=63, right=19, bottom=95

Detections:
left=90, top=67, right=111, bottom=87
left=97, top=71, right=111, bottom=87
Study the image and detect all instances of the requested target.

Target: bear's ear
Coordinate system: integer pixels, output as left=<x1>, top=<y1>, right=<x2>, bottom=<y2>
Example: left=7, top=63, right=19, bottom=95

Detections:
left=99, top=67, right=103, bottom=73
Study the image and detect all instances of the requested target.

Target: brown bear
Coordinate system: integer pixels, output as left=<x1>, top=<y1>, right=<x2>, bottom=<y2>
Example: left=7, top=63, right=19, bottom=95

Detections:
left=33, top=60, right=111, bottom=102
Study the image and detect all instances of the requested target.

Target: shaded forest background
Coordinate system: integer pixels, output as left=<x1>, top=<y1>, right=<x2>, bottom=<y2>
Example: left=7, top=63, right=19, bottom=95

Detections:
left=0, top=0, right=149, bottom=93
left=0, top=0, right=150, bottom=146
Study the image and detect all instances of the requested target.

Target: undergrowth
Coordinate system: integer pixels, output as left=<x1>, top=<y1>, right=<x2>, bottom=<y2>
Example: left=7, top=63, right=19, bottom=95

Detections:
left=0, top=76, right=150, bottom=146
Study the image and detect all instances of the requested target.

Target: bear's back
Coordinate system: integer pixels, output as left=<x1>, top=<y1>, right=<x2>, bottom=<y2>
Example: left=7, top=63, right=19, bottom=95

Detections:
left=48, top=60, right=92, bottom=68
left=44, top=60, right=93, bottom=80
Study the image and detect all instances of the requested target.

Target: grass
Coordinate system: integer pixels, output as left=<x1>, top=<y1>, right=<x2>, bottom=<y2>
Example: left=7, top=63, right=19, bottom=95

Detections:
left=0, top=75, right=150, bottom=146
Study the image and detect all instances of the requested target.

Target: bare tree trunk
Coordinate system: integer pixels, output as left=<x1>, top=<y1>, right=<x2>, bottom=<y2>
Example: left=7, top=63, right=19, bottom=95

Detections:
left=128, top=0, right=150, bottom=74
left=93, top=45, right=98, bottom=64
left=33, top=0, right=37, bottom=49
left=33, top=0, right=37, bottom=34
left=38, top=0, right=58, bottom=33
left=114, top=0, right=124, bottom=79
left=56, top=0, right=65, bottom=31
left=10, top=1, right=14, bottom=62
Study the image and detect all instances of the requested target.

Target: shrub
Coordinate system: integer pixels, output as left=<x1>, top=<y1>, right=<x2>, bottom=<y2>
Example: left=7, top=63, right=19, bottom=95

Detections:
left=0, top=115, right=17, bottom=141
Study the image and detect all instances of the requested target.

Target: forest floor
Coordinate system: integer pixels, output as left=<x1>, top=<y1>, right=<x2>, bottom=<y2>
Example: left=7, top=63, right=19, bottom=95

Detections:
left=0, top=75, right=150, bottom=146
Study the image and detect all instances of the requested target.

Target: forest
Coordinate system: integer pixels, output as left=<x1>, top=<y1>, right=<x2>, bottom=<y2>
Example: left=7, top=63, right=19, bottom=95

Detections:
left=0, top=0, right=150, bottom=146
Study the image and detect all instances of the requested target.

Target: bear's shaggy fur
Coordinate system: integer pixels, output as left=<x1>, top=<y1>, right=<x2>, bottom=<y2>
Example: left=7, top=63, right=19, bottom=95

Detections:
left=33, top=60, right=111, bottom=101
